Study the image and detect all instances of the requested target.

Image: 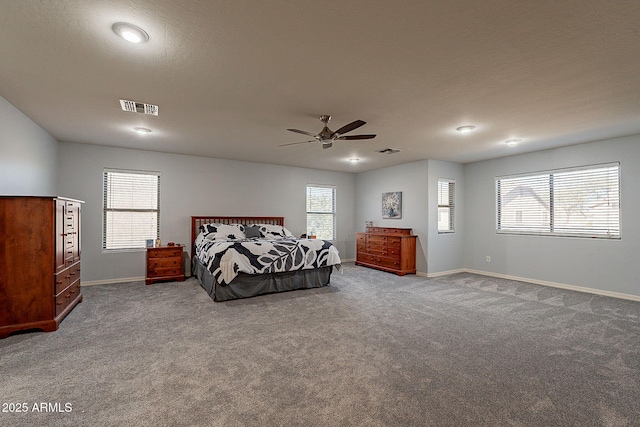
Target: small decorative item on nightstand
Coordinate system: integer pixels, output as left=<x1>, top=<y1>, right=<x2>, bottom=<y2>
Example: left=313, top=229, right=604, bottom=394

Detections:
left=146, top=246, right=185, bottom=285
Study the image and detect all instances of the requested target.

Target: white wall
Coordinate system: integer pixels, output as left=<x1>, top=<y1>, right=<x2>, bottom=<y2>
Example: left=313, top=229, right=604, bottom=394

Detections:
left=0, top=96, right=58, bottom=195
left=355, top=160, right=430, bottom=273
left=427, top=159, right=464, bottom=275
left=354, top=159, right=466, bottom=276
left=464, top=135, right=640, bottom=297
left=58, top=142, right=355, bottom=283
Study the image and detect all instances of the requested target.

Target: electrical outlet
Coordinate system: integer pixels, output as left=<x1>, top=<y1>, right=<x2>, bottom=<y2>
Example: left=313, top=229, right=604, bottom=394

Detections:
left=486, top=256, right=491, bottom=263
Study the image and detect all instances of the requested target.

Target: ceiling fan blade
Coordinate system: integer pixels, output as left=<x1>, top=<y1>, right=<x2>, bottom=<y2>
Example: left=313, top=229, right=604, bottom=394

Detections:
left=322, top=142, right=333, bottom=149
left=278, top=140, right=316, bottom=147
left=287, top=128, right=317, bottom=137
left=336, top=134, right=376, bottom=140
left=333, top=120, right=366, bottom=136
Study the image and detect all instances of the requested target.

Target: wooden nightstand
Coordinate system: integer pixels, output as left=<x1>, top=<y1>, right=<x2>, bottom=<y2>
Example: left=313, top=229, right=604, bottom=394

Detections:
left=146, top=246, right=185, bottom=285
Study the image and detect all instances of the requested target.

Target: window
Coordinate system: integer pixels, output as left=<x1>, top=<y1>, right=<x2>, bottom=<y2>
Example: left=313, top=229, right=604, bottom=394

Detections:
left=496, top=163, right=620, bottom=238
left=103, top=169, right=160, bottom=250
left=438, top=178, right=455, bottom=233
left=306, top=184, right=336, bottom=240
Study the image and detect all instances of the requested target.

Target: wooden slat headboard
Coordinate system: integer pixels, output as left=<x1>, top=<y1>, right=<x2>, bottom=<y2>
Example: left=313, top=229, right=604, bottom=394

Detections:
left=190, top=215, right=285, bottom=255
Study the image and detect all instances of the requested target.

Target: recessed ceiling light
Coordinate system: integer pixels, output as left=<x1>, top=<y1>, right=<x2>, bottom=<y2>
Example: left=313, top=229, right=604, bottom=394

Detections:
left=505, top=138, right=522, bottom=146
left=349, top=158, right=360, bottom=163
left=112, top=22, right=149, bottom=43
left=133, top=127, right=151, bottom=134
left=456, top=125, right=476, bottom=133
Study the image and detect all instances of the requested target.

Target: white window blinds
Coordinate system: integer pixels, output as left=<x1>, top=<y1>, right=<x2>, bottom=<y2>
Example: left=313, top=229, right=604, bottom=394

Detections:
left=438, top=179, right=455, bottom=233
left=103, top=169, right=160, bottom=249
left=306, top=184, right=336, bottom=240
left=496, top=163, right=620, bottom=238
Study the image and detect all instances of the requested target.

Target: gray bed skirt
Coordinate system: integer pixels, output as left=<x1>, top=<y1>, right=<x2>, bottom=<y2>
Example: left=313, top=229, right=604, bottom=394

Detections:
left=191, top=257, right=334, bottom=302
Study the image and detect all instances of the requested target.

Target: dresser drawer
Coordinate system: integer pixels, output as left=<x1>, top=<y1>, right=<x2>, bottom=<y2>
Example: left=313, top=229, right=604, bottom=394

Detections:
left=356, top=253, right=375, bottom=264
left=366, top=244, right=387, bottom=256
left=387, top=237, right=401, bottom=248
left=65, top=201, right=79, bottom=214
left=377, top=256, right=401, bottom=270
left=55, top=270, right=71, bottom=295
left=55, top=263, right=81, bottom=295
left=387, top=238, right=401, bottom=258
left=366, top=235, right=387, bottom=245
left=55, top=280, right=80, bottom=317
left=147, top=248, right=183, bottom=259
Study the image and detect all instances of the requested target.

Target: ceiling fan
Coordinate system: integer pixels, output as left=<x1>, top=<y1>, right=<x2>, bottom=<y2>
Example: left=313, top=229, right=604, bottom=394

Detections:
left=280, top=115, right=376, bottom=149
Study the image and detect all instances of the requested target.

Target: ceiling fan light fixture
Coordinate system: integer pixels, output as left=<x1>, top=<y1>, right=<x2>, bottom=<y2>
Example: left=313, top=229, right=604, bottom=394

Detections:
left=281, top=115, right=376, bottom=149
left=112, top=22, right=149, bottom=43
left=456, top=125, right=476, bottom=134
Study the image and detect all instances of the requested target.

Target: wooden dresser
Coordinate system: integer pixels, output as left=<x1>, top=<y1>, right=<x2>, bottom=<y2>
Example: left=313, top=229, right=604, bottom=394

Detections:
left=146, top=246, right=185, bottom=285
left=356, top=227, right=417, bottom=276
left=0, top=196, right=84, bottom=338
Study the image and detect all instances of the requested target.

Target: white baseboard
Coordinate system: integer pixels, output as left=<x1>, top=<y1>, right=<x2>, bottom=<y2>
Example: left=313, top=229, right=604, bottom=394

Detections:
left=460, top=269, right=640, bottom=302
left=423, top=268, right=466, bottom=278
left=81, top=277, right=145, bottom=286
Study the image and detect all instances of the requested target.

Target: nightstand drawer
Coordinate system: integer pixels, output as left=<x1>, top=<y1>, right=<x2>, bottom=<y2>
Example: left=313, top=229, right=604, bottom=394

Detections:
left=148, top=266, right=182, bottom=278
left=148, top=257, right=181, bottom=268
left=147, top=248, right=183, bottom=258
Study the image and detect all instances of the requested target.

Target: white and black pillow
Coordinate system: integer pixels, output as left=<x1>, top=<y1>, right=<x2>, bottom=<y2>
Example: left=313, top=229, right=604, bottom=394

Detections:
left=252, top=224, right=294, bottom=240
left=200, top=223, right=246, bottom=240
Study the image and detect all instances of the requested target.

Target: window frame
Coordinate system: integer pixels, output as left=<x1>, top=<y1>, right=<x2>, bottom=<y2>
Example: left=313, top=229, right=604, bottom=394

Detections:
left=437, top=178, right=455, bottom=234
left=305, top=184, right=336, bottom=241
left=496, top=162, right=620, bottom=239
left=103, top=168, right=161, bottom=251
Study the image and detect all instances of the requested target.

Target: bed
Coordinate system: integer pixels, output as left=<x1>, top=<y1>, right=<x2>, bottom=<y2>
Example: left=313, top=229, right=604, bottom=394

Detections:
left=190, top=216, right=341, bottom=301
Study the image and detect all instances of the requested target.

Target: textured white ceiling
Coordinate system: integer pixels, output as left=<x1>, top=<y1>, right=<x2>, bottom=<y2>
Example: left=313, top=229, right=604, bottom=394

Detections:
left=1, top=0, right=639, bottom=172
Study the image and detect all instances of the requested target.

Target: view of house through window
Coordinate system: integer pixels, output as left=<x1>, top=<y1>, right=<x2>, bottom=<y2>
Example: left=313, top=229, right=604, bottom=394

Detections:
left=438, top=178, right=455, bottom=233
left=306, top=184, right=336, bottom=240
left=496, top=163, right=620, bottom=238
left=103, top=169, right=160, bottom=250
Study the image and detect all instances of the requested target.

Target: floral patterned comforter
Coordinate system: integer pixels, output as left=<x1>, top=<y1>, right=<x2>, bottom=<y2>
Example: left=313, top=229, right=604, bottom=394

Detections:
left=195, top=235, right=341, bottom=285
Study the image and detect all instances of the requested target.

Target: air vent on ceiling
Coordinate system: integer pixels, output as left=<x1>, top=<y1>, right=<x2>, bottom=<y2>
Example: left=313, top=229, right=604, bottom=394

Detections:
left=377, top=148, right=401, bottom=154
left=119, top=99, right=159, bottom=116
